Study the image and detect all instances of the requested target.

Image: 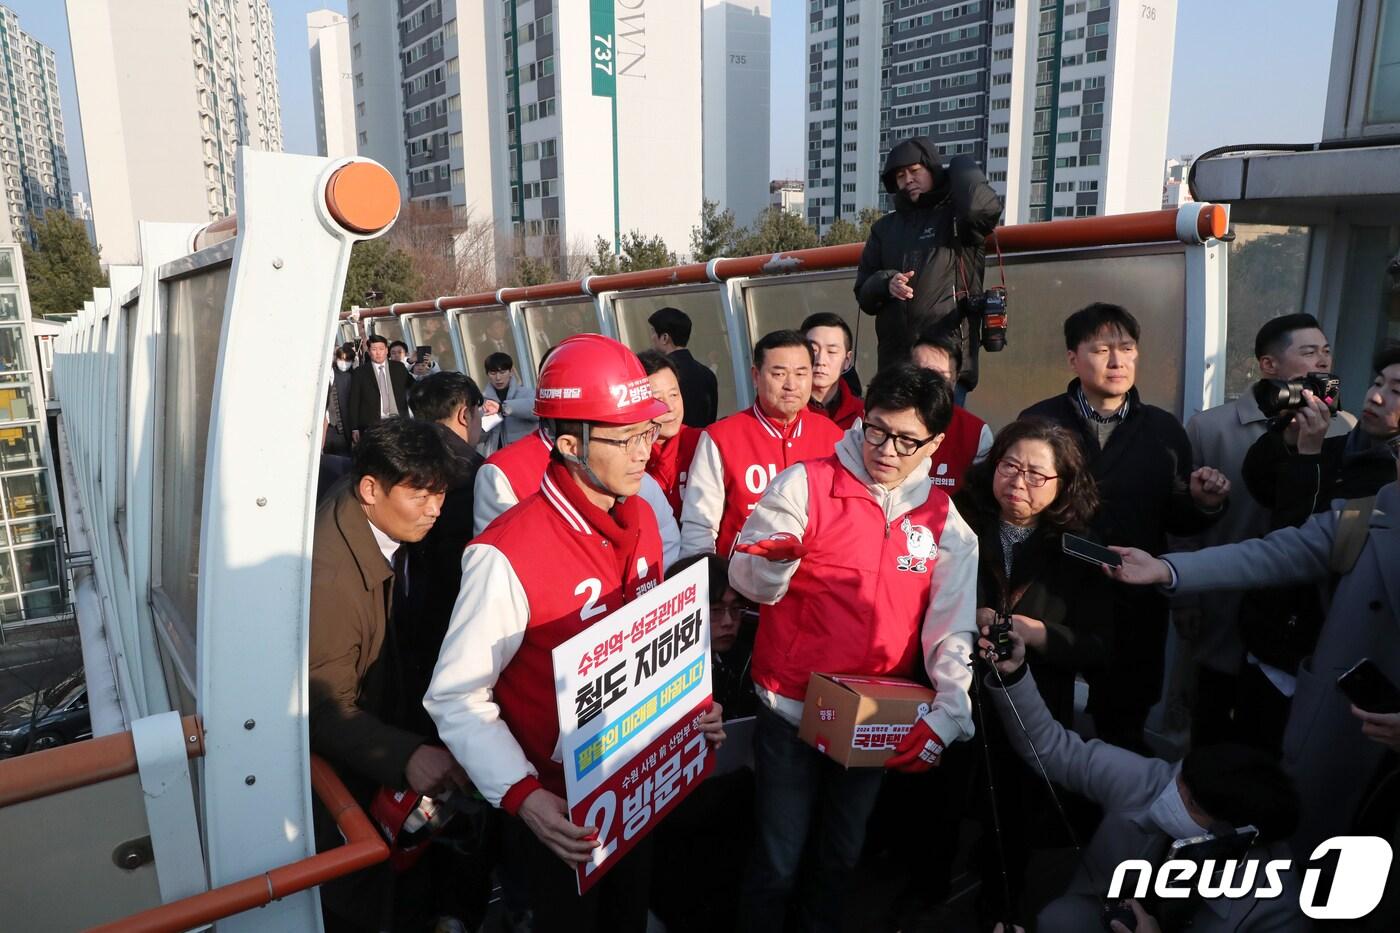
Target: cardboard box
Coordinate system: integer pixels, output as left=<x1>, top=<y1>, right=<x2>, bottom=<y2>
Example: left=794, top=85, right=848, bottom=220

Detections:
left=797, top=673, right=937, bottom=768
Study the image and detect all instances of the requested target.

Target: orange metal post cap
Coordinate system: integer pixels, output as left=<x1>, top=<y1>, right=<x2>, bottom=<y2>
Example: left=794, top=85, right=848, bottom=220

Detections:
left=1197, top=203, right=1227, bottom=240
left=325, top=162, right=399, bottom=235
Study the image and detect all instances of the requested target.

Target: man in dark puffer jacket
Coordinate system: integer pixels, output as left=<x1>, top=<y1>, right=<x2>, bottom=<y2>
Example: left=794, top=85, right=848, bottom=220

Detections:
left=854, top=136, right=1003, bottom=390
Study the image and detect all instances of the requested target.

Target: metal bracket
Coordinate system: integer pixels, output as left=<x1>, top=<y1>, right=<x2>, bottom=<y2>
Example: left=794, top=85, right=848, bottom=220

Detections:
left=131, top=710, right=209, bottom=903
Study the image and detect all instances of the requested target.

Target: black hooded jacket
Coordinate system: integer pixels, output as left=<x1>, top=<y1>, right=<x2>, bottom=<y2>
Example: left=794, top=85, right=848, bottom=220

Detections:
left=854, top=139, right=1004, bottom=384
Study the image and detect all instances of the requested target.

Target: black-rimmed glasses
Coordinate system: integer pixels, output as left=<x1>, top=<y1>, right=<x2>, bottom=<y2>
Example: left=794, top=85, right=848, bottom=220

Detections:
left=995, top=458, right=1058, bottom=488
left=862, top=423, right=936, bottom=456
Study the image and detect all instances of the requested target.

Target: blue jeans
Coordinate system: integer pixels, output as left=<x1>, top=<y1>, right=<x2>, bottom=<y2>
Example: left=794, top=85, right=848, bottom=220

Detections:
left=739, top=704, right=886, bottom=933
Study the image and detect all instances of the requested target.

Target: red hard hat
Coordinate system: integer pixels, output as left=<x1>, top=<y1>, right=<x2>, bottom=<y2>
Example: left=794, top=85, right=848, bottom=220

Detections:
left=534, top=333, right=669, bottom=424
left=369, top=786, right=454, bottom=872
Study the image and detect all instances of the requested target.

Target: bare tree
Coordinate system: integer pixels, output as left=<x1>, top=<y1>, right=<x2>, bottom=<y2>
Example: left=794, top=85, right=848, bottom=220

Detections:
left=387, top=202, right=501, bottom=298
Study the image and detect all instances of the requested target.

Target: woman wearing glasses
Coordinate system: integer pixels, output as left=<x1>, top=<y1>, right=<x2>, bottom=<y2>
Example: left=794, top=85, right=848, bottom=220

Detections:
left=953, top=418, right=1112, bottom=924
left=959, top=418, right=1111, bottom=725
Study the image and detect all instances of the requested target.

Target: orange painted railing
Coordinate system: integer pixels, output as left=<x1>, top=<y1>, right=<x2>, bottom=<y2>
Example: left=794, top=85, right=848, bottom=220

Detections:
left=0, top=716, right=386, bottom=932
left=346, top=203, right=1227, bottom=320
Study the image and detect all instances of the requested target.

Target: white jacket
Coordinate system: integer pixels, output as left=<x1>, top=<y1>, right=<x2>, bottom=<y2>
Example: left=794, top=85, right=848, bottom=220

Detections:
left=728, top=426, right=980, bottom=742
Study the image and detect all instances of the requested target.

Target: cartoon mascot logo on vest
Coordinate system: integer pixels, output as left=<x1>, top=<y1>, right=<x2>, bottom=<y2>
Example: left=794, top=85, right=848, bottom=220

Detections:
left=897, top=517, right=936, bottom=573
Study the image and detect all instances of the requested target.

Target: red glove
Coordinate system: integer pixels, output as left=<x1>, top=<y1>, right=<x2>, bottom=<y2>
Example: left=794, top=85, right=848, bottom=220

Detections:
left=734, top=534, right=808, bottom=562
left=884, top=719, right=946, bottom=773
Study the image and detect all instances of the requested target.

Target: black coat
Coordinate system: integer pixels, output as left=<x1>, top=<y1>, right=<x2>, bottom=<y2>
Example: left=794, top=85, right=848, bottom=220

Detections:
left=398, top=424, right=483, bottom=737
left=347, top=360, right=411, bottom=433
left=1236, top=423, right=1396, bottom=670
left=1020, top=382, right=1224, bottom=709
left=671, top=347, right=719, bottom=427
left=854, top=145, right=1003, bottom=382
left=958, top=494, right=1113, bottom=725
left=325, top=368, right=353, bottom=455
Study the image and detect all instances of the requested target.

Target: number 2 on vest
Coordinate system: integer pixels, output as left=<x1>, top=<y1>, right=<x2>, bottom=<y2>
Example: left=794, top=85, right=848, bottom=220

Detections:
left=576, top=577, right=607, bottom=621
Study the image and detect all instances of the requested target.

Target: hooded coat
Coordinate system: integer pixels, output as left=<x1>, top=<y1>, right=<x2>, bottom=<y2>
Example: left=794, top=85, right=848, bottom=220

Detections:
left=853, top=140, right=1004, bottom=385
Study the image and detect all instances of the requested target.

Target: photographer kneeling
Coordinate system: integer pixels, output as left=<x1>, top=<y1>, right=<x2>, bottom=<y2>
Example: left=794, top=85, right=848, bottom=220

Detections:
left=977, top=628, right=1303, bottom=932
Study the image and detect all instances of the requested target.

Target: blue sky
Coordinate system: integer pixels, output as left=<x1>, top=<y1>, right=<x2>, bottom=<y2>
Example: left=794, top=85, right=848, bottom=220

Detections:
left=9, top=0, right=1340, bottom=198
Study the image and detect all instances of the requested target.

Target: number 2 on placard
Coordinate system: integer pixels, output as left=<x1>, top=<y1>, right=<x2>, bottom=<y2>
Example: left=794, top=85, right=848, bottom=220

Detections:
left=582, top=790, right=619, bottom=875
left=593, top=34, right=614, bottom=76
left=576, top=578, right=606, bottom=621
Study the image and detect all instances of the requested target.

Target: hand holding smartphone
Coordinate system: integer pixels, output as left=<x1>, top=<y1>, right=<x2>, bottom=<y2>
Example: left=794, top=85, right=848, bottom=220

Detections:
left=1338, top=659, right=1400, bottom=714
left=1062, top=533, right=1123, bottom=569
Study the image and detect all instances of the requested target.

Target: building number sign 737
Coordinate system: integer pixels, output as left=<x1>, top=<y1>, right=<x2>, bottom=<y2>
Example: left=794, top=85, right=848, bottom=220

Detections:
left=590, top=0, right=617, bottom=98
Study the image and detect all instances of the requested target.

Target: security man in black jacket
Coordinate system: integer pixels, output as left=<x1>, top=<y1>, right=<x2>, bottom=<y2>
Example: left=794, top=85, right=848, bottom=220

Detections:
left=854, top=137, right=1003, bottom=389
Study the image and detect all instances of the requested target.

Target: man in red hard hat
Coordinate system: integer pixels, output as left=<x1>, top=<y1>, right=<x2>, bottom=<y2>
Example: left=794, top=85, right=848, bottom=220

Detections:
left=426, top=334, right=725, bottom=933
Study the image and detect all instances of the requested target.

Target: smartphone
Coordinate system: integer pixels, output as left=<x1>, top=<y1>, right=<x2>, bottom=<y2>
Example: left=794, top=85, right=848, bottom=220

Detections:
left=1062, top=533, right=1122, bottom=569
left=1338, top=659, right=1400, bottom=714
left=415, top=345, right=431, bottom=363
left=1168, top=825, right=1258, bottom=861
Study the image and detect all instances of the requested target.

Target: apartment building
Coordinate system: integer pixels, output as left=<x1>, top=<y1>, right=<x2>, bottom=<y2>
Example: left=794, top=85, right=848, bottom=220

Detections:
left=67, top=0, right=284, bottom=263
left=308, top=9, right=356, bottom=159
left=0, top=6, right=73, bottom=245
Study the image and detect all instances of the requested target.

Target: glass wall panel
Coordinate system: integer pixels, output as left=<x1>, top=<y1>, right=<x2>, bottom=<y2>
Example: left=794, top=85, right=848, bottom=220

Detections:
left=0, top=424, right=44, bottom=471
left=740, top=251, right=1187, bottom=432
left=368, top=316, right=404, bottom=344
left=4, top=471, right=51, bottom=517
left=0, top=252, right=14, bottom=283
left=7, top=517, right=54, bottom=545
left=0, top=551, right=13, bottom=593
left=0, top=385, right=36, bottom=422
left=21, top=587, right=63, bottom=615
left=1370, top=0, right=1400, bottom=124
left=521, top=301, right=599, bottom=374
left=338, top=322, right=359, bottom=344
left=15, top=544, right=60, bottom=591
left=154, top=265, right=230, bottom=666
left=741, top=274, right=876, bottom=410
left=0, top=323, right=30, bottom=373
left=457, top=307, right=524, bottom=388
left=1335, top=225, right=1400, bottom=405
left=0, top=596, right=20, bottom=623
left=405, top=313, right=460, bottom=372
left=613, top=289, right=739, bottom=418
left=1224, top=226, right=1312, bottom=399
left=0, top=290, right=19, bottom=321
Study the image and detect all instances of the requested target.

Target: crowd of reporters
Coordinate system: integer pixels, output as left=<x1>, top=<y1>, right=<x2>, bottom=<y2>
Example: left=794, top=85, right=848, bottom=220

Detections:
left=306, top=144, right=1400, bottom=933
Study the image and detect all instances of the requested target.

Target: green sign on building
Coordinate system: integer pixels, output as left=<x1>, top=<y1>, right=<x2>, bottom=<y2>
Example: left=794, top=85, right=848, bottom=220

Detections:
left=590, top=0, right=616, bottom=98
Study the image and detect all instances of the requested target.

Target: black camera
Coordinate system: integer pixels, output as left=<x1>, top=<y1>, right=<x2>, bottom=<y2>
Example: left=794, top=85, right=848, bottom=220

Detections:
left=988, top=613, right=1014, bottom=661
left=972, top=287, right=1009, bottom=352
left=1252, top=371, right=1341, bottom=421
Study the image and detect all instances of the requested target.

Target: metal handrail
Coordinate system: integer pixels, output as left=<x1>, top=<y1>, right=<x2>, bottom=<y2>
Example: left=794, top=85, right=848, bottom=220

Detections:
left=0, top=717, right=386, bottom=931
left=88, top=756, right=387, bottom=933
left=344, top=204, right=1229, bottom=320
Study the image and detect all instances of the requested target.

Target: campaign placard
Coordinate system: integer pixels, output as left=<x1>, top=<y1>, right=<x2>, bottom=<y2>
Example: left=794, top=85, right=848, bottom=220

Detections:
left=552, top=559, right=714, bottom=893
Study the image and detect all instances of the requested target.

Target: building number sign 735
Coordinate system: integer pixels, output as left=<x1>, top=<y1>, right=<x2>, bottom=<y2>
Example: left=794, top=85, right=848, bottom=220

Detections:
left=594, top=34, right=613, bottom=76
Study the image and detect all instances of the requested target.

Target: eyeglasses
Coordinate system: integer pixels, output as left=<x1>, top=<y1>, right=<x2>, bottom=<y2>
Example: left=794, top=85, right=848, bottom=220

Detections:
left=995, top=458, right=1059, bottom=488
left=712, top=603, right=758, bottom=622
left=589, top=424, right=661, bottom=456
left=862, top=423, right=936, bottom=457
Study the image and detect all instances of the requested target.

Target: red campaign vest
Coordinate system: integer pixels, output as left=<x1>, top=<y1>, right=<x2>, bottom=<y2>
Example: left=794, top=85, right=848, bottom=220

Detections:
left=484, top=428, right=552, bottom=500
left=476, top=472, right=664, bottom=798
left=808, top=381, right=865, bottom=431
left=705, top=405, right=844, bottom=556
left=751, top=455, right=951, bottom=701
left=646, top=425, right=701, bottom=519
left=925, top=406, right=985, bottom=495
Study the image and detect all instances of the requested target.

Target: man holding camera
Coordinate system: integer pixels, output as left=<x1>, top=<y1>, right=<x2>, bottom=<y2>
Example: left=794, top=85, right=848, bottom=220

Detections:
left=1228, top=342, right=1400, bottom=749
left=1177, top=315, right=1355, bottom=746
left=854, top=136, right=1003, bottom=389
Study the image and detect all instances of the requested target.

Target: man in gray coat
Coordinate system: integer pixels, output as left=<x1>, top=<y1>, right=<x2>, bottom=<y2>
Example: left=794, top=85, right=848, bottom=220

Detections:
left=481, top=351, right=539, bottom=449
left=1112, top=447, right=1399, bottom=858
left=1177, top=314, right=1353, bottom=745
left=979, top=631, right=1304, bottom=932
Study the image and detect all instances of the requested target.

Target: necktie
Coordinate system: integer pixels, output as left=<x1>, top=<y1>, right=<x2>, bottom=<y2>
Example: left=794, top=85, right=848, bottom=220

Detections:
left=377, top=364, right=398, bottom=417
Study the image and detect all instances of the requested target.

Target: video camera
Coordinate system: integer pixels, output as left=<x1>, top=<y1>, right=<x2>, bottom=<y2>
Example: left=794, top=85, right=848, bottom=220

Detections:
left=1252, top=371, right=1340, bottom=424
left=972, top=287, right=1009, bottom=352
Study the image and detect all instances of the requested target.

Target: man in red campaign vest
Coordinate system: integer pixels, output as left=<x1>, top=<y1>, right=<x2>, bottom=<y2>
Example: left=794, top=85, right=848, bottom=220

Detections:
left=426, top=335, right=725, bottom=933
left=912, top=327, right=993, bottom=494
left=680, top=329, right=844, bottom=558
left=473, top=419, right=681, bottom=568
left=639, top=349, right=701, bottom=519
left=803, top=312, right=865, bottom=430
left=728, top=364, right=979, bottom=933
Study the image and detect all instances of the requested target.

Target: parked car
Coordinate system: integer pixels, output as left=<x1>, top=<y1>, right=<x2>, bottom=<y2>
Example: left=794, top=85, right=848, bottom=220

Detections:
left=0, top=668, right=91, bottom=757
